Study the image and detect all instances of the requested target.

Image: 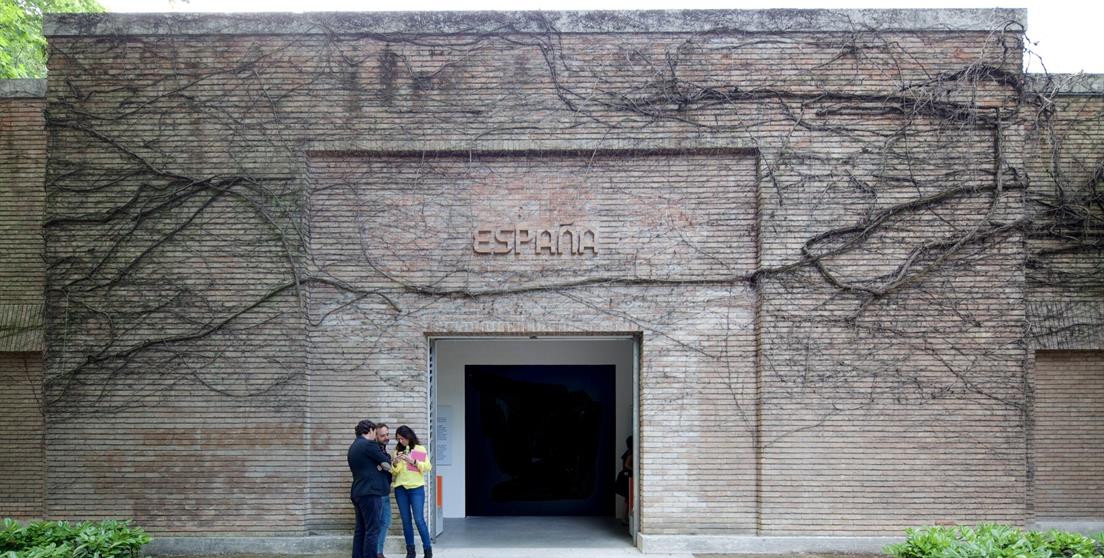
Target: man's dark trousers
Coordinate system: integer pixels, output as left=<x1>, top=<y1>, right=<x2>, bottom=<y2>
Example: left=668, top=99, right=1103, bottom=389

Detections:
left=352, top=495, right=383, bottom=558
left=348, top=435, right=390, bottom=558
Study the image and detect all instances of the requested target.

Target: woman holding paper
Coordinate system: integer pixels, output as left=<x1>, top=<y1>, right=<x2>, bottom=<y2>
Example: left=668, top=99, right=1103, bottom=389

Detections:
left=392, top=425, right=433, bottom=558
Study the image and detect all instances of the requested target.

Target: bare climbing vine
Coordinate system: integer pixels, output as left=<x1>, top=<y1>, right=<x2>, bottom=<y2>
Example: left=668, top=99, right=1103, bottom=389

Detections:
left=34, top=14, right=1102, bottom=434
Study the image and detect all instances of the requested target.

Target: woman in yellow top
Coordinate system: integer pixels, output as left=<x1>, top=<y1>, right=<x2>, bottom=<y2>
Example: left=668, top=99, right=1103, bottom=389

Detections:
left=391, top=425, right=432, bottom=558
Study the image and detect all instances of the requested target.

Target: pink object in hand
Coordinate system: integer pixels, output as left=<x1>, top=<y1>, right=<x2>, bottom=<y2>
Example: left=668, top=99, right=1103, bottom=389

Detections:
left=407, top=449, right=427, bottom=472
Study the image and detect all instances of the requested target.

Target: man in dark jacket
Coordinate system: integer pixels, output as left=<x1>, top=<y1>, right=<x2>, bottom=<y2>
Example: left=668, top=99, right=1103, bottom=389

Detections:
left=348, top=420, right=392, bottom=558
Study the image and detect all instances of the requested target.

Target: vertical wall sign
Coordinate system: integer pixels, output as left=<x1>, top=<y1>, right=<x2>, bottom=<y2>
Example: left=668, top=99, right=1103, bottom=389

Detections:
left=437, top=405, right=452, bottom=466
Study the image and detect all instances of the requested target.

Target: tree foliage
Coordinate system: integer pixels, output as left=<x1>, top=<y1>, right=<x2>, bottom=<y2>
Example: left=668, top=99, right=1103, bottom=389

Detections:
left=0, top=0, right=104, bottom=79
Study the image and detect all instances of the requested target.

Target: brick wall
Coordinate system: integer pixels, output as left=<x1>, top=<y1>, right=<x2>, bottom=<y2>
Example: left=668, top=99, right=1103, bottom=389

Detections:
left=1023, top=75, right=1104, bottom=527
left=305, top=152, right=759, bottom=533
left=40, top=57, right=308, bottom=531
left=757, top=115, right=1028, bottom=533
left=1033, top=351, right=1104, bottom=518
left=0, top=83, right=45, bottom=311
left=25, top=8, right=1098, bottom=540
left=1025, top=77, right=1104, bottom=351
left=0, top=353, right=44, bottom=519
left=0, top=81, right=46, bottom=520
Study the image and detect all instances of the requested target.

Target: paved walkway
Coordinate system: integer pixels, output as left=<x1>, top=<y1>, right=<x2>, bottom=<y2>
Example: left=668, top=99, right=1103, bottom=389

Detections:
left=437, top=516, right=633, bottom=548
left=148, top=517, right=886, bottom=558
left=161, top=554, right=881, bottom=558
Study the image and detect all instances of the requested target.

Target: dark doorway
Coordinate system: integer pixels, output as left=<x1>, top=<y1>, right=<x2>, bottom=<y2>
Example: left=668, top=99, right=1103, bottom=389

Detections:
left=465, top=364, right=615, bottom=516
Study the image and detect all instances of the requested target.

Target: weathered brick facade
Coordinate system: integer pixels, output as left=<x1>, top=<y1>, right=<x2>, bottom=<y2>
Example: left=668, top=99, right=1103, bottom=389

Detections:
left=1023, top=75, right=1104, bottom=530
left=1025, top=75, right=1104, bottom=351
left=0, top=80, right=46, bottom=521
left=0, top=8, right=1100, bottom=552
left=305, top=152, right=758, bottom=534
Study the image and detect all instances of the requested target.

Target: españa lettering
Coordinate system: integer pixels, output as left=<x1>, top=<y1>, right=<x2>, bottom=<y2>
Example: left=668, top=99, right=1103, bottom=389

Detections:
left=473, top=224, right=599, bottom=255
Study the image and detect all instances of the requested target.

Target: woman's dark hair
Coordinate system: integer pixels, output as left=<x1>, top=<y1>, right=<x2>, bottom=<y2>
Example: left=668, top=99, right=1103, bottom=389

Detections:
left=395, top=425, right=420, bottom=452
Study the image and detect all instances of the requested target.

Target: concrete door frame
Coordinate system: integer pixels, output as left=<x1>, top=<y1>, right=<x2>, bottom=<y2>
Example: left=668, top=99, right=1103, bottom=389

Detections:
left=425, top=333, right=643, bottom=548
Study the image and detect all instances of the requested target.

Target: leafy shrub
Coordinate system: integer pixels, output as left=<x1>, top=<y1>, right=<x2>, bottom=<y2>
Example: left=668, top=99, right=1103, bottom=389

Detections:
left=0, top=519, right=149, bottom=558
left=886, top=524, right=1104, bottom=558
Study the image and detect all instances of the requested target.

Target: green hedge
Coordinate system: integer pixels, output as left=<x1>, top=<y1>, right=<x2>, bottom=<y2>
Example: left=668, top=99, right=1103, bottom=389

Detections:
left=886, top=525, right=1104, bottom=558
left=0, top=519, right=150, bottom=558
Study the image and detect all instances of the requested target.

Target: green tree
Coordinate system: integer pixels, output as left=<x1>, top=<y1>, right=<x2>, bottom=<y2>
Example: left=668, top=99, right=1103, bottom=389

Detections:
left=1, top=0, right=105, bottom=79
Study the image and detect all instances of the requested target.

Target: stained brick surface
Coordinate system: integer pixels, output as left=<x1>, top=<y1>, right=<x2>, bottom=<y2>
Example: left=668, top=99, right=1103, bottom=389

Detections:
left=34, top=16, right=1032, bottom=536
left=0, top=8, right=1093, bottom=541
left=1025, top=89, right=1104, bottom=351
left=0, top=94, right=45, bottom=309
left=1033, top=351, right=1104, bottom=518
left=0, top=353, right=44, bottom=519
left=305, top=152, right=758, bottom=533
left=0, top=89, right=46, bottom=520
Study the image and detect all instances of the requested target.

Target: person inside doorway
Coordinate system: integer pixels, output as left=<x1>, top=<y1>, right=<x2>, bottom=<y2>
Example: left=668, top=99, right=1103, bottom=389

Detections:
left=615, top=435, right=632, bottom=526
left=392, top=425, right=433, bottom=558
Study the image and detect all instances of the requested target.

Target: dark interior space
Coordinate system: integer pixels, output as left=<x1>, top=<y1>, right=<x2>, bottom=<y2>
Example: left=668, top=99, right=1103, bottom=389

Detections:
left=465, top=364, right=615, bottom=516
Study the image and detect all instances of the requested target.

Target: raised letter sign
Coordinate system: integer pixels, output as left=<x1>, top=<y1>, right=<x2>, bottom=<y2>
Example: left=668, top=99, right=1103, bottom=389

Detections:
left=579, top=229, right=598, bottom=255
left=535, top=229, right=556, bottom=255
left=473, top=223, right=599, bottom=256
left=473, top=228, right=494, bottom=254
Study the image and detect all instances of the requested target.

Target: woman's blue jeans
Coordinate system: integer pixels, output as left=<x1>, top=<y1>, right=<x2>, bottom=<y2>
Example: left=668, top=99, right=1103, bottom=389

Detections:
left=394, top=485, right=431, bottom=550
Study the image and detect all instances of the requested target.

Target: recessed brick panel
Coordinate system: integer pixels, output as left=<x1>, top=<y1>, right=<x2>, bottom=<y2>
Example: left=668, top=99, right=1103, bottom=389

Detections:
left=305, top=151, right=760, bottom=534
left=1034, top=351, right=1104, bottom=518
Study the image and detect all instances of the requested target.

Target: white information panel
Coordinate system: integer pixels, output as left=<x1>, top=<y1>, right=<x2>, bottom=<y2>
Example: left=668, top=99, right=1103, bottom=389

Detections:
left=437, top=405, right=453, bottom=466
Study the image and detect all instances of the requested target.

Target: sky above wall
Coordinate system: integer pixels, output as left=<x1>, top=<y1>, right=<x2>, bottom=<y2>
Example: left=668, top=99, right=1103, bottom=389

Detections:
left=98, top=0, right=1098, bottom=73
